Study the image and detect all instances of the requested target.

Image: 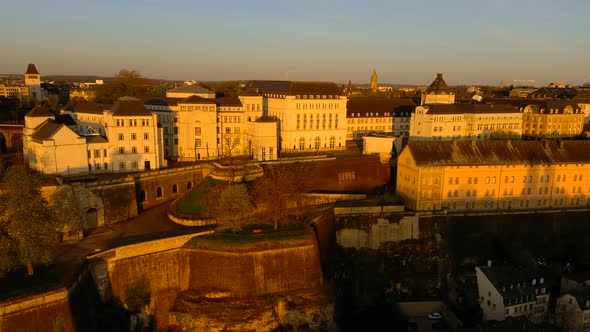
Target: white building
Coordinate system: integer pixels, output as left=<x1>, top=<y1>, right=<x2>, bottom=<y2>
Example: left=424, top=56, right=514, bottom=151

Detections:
left=24, top=97, right=163, bottom=175
left=345, top=97, right=415, bottom=140
left=409, top=103, right=522, bottom=141
left=246, top=116, right=279, bottom=161
left=362, top=134, right=396, bottom=163
left=475, top=265, right=550, bottom=324
left=247, top=81, right=347, bottom=153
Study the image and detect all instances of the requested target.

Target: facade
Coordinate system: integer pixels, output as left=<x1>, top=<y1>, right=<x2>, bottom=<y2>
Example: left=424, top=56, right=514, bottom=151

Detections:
left=396, top=140, right=590, bottom=212
left=476, top=265, right=550, bottom=324
left=362, top=134, right=396, bottom=162
left=520, top=100, right=584, bottom=138
left=346, top=97, right=416, bottom=140
left=248, top=80, right=347, bottom=153
left=556, top=289, right=590, bottom=331
left=24, top=97, right=163, bottom=175
left=409, top=103, right=522, bottom=141
left=572, top=90, right=590, bottom=126
left=0, top=64, right=48, bottom=108
left=420, top=73, right=455, bottom=105
left=245, top=116, right=279, bottom=161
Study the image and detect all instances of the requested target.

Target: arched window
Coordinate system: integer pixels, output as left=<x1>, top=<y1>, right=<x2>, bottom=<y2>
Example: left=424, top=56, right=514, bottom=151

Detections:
left=140, top=189, right=147, bottom=202
left=187, top=181, right=193, bottom=190
left=172, top=184, right=178, bottom=194
left=314, top=137, right=321, bottom=150
left=156, top=187, right=163, bottom=198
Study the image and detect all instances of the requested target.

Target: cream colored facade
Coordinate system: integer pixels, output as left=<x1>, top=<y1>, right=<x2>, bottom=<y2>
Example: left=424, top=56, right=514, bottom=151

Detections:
left=476, top=266, right=550, bottom=324
left=0, top=85, right=29, bottom=107
left=396, top=140, right=590, bottom=212
left=248, top=81, right=347, bottom=153
left=521, top=101, right=584, bottom=138
left=245, top=117, right=278, bottom=161
left=409, top=104, right=522, bottom=141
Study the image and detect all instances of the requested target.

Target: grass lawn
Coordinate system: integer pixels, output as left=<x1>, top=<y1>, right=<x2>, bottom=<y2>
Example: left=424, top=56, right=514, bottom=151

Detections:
left=183, top=230, right=313, bottom=252
left=175, top=178, right=224, bottom=217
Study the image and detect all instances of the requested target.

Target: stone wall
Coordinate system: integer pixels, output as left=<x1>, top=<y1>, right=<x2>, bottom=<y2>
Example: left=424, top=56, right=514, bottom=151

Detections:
left=0, top=288, right=75, bottom=332
left=336, top=215, right=420, bottom=249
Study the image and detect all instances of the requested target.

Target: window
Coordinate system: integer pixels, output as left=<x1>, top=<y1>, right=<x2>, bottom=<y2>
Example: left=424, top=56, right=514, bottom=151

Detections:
left=492, top=176, right=496, bottom=184
left=118, top=133, right=124, bottom=141
left=455, top=177, right=459, bottom=185
left=93, top=149, right=99, bottom=158
left=131, top=161, right=138, bottom=169
left=119, top=162, right=126, bottom=170
left=261, top=147, right=266, bottom=161
left=195, top=127, right=201, bottom=136
left=144, top=133, right=149, bottom=140
left=468, top=177, right=472, bottom=184
left=144, top=146, right=150, bottom=153
left=225, top=127, right=231, bottom=134
left=118, top=147, right=125, bottom=154
left=103, top=149, right=107, bottom=157
left=174, top=127, right=178, bottom=135
left=156, top=187, right=163, bottom=198
left=132, top=146, right=137, bottom=154
left=172, top=184, right=178, bottom=194
left=330, top=136, right=335, bottom=149
left=474, top=177, right=478, bottom=184
left=131, top=133, right=137, bottom=140
left=269, top=147, right=274, bottom=160
left=486, top=177, right=490, bottom=184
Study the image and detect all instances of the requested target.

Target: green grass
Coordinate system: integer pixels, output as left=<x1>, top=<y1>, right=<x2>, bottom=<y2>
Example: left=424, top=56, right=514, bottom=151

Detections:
left=175, top=178, right=223, bottom=217
left=183, top=230, right=313, bottom=252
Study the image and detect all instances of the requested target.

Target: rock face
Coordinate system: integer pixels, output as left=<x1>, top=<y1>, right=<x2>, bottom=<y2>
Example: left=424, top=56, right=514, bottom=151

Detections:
left=171, top=287, right=336, bottom=332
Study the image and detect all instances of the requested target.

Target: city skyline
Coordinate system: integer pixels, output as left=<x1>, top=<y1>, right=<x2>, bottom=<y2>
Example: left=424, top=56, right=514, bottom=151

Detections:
left=1, top=0, right=590, bottom=86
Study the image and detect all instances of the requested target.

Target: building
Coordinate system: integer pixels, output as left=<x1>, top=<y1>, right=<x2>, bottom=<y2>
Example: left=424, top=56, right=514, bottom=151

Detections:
left=247, top=80, right=347, bottom=153
left=395, top=140, right=590, bottom=212
left=420, top=73, right=455, bottom=105
left=520, top=100, right=584, bottom=138
left=475, top=265, right=550, bottom=324
left=528, top=86, right=578, bottom=100
left=409, top=103, right=522, bottom=141
left=346, top=97, right=415, bottom=140
left=572, top=90, right=590, bottom=126
left=509, top=88, right=536, bottom=99
left=245, top=116, right=279, bottom=161
left=24, top=97, right=163, bottom=175
left=0, top=64, right=48, bottom=108
left=362, top=134, right=396, bottom=163
left=556, top=287, right=590, bottom=331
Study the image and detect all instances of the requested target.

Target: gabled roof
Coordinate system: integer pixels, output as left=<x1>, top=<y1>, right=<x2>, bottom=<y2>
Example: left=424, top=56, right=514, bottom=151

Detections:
left=478, top=266, right=548, bottom=305
left=26, top=105, right=52, bottom=117
left=404, top=140, right=590, bottom=166
left=30, top=120, right=63, bottom=142
left=73, top=102, right=111, bottom=114
left=168, top=84, right=213, bottom=94
left=25, top=64, right=39, bottom=75
left=111, top=96, right=152, bottom=117
left=248, top=80, right=342, bottom=96
left=423, top=103, right=519, bottom=115
left=85, top=136, right=108, bottom=144
left=179, top=95, right=216, bottom=105
left=214, top=97, right=242, bottom=107
left=425, top=73, right=451, bottom=94
left=346, top=97, right=416, bottom=117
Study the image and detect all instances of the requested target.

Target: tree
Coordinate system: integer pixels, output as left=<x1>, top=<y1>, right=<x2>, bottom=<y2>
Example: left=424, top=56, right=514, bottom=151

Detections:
left=0, top=165, right=61, bottom=276
left=217, top=184, right=253, bottom=234
left=145, top=84, right=172, bottom=97
left=94, top=69, right=153, bottom=103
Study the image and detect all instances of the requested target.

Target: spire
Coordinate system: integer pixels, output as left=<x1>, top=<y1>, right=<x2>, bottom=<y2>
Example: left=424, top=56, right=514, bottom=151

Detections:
left=371, top=69, right=378, bottom=93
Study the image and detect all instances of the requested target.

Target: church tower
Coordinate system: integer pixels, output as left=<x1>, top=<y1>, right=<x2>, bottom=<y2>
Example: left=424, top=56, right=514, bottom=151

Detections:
left=24, top=63, right=44, bottom=103
left=370, top=69, right=378, bottom=93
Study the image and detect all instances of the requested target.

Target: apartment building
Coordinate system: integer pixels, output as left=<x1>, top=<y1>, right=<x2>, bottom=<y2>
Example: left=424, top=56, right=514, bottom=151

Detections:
left=396, top=140, right=590, bottom=212
left=476, top=265, right=550, bottom=324
left=345, top=97, right=415, bottom=140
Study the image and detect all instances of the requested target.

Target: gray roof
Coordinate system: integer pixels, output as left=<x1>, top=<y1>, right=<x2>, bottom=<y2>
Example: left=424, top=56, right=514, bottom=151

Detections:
left=111, top=97, right=152, bottom=117
left=55, top=113, right=77, bottom=126
left=425, top=73, right=451, bottom=94
left=423, top=103, right=519, bottom=115
left=168, top=84, right=213, bottom=94
left=180, top=95, right=216, bottom=104
left=479, top=266, right=548, bottom=305
left=30, top=120, right=63, bottom=142
left=139, top=96, right=179, bottom=107
left=26, top=105, right=52, bottom=117
left=485, top=98, right=582, bottom=114
left=405, top=140, right=590, bottom=166
left=214, top=97, right=242, bottom=107
left=74, top=102, right=111, bottom=114
left=347, top=97, right=416, bottom=117
left=85, top=136, right=108, bottom=144
left=248, top=80, right=342, bottom=96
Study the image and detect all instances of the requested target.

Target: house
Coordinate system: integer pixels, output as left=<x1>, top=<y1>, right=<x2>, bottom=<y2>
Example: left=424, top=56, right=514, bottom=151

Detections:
left=556, top=287, right=590, bottom=331
left=476, top=265, right=550, bottom=324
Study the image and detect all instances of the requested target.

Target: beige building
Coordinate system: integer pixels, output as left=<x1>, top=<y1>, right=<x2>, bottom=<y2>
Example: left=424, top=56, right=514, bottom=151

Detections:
left=166, top=82, right=215, bottom=99
left=476, top=265, right=550, bottom=324
left=25, top=97, right=164, bottom=175
left=396, top=140, right=590, bottom=212
left=409, top=103, right=522, bottom=141
left=0, top=64, right=47, bottom=108
left=572, top=90, right=590, bottom=126
left=556, top=272, right=590, bottom=331
left=520, top=100, right=584, bottom=138
left=245, top=116, right=279, bottom=161
left=346, top=97, right=415, bottom=140
left=420, top=73, right=455, bottom=105
left=248, top=81, right=347, bottom=153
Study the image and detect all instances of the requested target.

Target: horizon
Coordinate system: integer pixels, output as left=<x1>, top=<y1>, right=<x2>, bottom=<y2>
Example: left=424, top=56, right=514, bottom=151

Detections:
left=1, top=1, right=590, bottom=86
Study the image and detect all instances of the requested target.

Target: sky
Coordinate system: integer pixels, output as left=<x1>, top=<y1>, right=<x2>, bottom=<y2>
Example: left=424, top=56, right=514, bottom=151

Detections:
left=1, top=0, right=589, bottom=86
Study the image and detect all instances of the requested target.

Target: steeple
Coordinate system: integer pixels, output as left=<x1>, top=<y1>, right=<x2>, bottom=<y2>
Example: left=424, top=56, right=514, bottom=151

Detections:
left=24, top=63, right=43, bottom=103
left=370, top=69, right=378, bottom=93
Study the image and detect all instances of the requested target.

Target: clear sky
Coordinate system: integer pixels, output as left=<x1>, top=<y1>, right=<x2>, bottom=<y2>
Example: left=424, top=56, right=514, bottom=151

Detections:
left=1, top=0, right=589, bottom=86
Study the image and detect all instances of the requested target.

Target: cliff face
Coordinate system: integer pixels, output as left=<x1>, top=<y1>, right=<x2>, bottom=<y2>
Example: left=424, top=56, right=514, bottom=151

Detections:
left=172, top=288, right=336, bottom=332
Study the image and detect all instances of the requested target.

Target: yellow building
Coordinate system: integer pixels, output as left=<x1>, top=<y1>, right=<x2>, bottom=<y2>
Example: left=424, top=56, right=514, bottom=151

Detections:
left=396, top=140, right=590, bottom=212
left=521, top=100, right=584, bottom=138
left=420, top=73, right=455, bottom=105
left=346, top=97, right=415, bottom=140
